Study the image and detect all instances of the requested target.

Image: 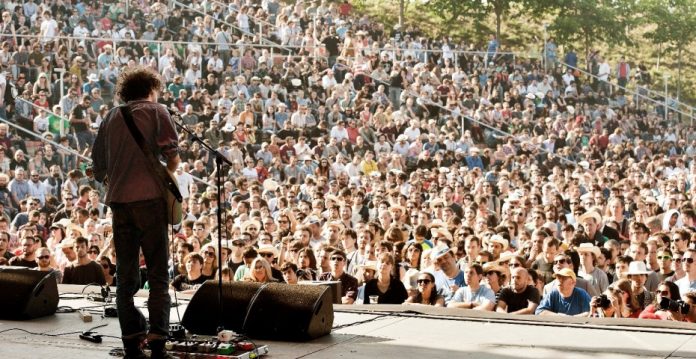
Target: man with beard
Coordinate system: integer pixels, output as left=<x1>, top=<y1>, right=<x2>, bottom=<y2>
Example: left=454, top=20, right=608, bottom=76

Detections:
left=62, top=236, right=106, bottom=285
left=8, top=236, right=38, bottom=268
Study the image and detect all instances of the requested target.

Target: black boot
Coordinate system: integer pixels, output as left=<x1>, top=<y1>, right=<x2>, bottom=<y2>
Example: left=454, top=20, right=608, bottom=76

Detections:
left=122, top=337, right=148, bottom=359
left=148, top=340, right=176, bottom=359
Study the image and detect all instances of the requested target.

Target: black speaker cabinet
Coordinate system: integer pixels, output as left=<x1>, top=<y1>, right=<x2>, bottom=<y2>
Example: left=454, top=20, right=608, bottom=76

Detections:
left=244, top=283, right=334, bottom=341
left=0, top=267, right=59, bottom=319
left=182, top=281, right=333, bottom=341
left=181, top=281, right=261, bottom=335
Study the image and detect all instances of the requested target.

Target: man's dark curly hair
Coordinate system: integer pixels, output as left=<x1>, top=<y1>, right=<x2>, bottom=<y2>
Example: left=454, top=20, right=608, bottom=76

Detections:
left=115, top=66, right=163, bottom=102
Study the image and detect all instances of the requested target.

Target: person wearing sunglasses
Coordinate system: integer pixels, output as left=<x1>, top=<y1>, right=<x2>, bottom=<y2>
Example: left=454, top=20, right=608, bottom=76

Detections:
left=199, top=244, right=218, bottom=279
left=87, top=244, right=101, bottom=261
left=35, top=247, right=62, bottom=283
left=404, top=271, right=444, bottom=307
left=670, top=252, right=686, bottom=282
left=675, top=249, right=696, bottom=296
left=543, top=253, right=597, bottom=297
left=448, top=263, right=496, bottom=311
left=639, top=280, right=681, bottom=320
left=657, top=248, right=676, bottom=281
left=318, top=250, right=358, bottom=304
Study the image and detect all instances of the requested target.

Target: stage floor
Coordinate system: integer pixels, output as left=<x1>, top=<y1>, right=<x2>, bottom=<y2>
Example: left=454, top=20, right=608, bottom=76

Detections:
left=1, top=285, right=696, bottom=359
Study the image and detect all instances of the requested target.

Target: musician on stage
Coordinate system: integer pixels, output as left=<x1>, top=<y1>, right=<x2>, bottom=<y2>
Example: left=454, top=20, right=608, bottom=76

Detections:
left=92, top=66, right=180, bottom=359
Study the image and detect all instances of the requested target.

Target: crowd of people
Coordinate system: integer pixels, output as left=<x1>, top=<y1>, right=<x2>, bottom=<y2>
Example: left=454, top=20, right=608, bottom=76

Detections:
left=0, top=0, right=696, bottom=324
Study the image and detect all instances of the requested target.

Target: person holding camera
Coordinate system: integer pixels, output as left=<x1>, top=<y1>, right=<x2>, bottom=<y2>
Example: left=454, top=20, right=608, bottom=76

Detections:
left=639, top=281, right=681, bottom=320
left=589, top=279, right=639, bottom=318
left=650, top=290, right=696, bottom=322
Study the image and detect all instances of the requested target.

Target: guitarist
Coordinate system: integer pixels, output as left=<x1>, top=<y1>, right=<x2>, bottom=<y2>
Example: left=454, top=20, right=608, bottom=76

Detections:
left=92, top=66, right=180, bottom=359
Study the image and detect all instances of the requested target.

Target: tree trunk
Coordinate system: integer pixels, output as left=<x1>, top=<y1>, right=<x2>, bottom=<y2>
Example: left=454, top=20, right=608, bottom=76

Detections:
left=677, top=46, right=682, bottom=101
left=399, top=0, right=405, bottom=28
left=495, top=10, right=502, bottom=43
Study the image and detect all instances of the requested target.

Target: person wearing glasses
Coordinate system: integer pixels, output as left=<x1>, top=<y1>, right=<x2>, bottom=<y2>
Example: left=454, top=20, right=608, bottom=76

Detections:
left=87, top=244, right=100, bottom=261
left=639, top=280, right=681, bottom=320
left=199, top=244, right=218, bottom=279
left=62, top=237, right=105, bottom=285
left=448, top=263, right=496, bottom=311
left=675, top=248, right=696, bottom=296
left=542, top=253, right=597, bottom=297
left=318, top=249, right=358, bottom=304
left=657, top=248, right=676, bottom=281
left=242, top=257, right=276, bottom=283
left=404, top=271, right=445, bottom=306
left=35, top=247, right=62, bottom=283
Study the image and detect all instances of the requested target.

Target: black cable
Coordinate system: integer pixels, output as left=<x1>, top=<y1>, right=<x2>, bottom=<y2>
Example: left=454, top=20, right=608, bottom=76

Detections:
left=0, top=328, right=83, bottom=337
left=331, top=314, right=389, bottom=331
left=81, top=282, right=104, bottom=294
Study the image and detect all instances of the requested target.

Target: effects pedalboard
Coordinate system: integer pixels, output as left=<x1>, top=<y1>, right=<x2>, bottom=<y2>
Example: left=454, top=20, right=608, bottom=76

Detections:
left=161, top=328, right=269, bottom=359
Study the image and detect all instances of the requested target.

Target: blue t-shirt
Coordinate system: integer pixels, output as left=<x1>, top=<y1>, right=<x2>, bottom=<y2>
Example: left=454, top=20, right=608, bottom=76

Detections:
left=451, top=285, right=496, bottom=306
left=535, top=287, right=591, bottom=316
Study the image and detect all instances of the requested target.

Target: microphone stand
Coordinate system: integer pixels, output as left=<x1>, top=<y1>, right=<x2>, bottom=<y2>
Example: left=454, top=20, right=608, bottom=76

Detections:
left=170, top=111, right=234, bottom=334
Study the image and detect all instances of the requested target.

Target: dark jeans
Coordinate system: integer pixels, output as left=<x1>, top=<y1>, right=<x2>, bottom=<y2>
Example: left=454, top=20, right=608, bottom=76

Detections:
left=112, top=198, right=170, bottom=340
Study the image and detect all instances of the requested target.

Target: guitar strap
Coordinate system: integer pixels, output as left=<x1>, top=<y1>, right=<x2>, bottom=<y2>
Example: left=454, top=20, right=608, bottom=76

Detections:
left=119, top=104, right=181, bottom=202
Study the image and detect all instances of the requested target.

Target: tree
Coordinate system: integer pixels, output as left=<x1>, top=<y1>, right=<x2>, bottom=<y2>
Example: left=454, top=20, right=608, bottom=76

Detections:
left=528, top=0, right=638, bottom=61
left=640, top=0, right=696, bottom=101
left=427, top=0, right=521, bottom=40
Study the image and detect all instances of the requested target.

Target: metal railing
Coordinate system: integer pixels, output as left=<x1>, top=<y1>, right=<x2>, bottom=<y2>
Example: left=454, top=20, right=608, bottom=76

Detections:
left=171, top=0, right=291, bottom=53
left=356, top=70, right=580, bottom=167
left=557, top=60, right=695, bottom=123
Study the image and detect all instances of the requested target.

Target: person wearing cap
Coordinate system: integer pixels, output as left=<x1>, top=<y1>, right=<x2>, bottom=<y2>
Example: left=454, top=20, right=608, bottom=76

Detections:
left=675, top=249, right=696, bottom=297
left=448, top=263, right=496, bottom=310
left=318, top=249, right=358, bottom=304
left=497, top=267, right=541, bottom=314
left=430, top=246, right=466, bottom=303
left=543, top=252, right=598, bottom=297
left=577, top=243, right=609, bottom=294
left=535, top=267, right=591, bottom=316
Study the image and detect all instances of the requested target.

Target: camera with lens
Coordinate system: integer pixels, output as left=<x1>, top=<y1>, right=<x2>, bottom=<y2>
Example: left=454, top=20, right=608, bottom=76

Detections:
left=597, top=294, right=612, bottom=309
left=659, top=297, right=691, bottom=315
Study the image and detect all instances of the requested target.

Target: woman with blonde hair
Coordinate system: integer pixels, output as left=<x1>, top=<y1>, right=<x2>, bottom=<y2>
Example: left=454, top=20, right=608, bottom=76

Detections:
left=243, top=257, right=275, bottom=283
left=200, top=244, right=218, bottom=278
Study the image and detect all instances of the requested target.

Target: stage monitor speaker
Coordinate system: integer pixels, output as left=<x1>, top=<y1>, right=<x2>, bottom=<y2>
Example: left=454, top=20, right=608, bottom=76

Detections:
left=181, top=281, right=262, bottom=335
left=244, top=283, right=334, bottom=341
left=301, top=280, right=342, bottom=304
left=182, top=281, right=333, bottom=341
left=0, top=267, right=58, bottom=320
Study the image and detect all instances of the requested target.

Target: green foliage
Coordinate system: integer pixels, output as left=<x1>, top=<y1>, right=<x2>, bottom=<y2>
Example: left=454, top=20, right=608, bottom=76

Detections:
left=426, top=0, right=521, bottom=39
left=526, top=0, right=638, bottom=56
left=640, top=0, right=696, bottom=52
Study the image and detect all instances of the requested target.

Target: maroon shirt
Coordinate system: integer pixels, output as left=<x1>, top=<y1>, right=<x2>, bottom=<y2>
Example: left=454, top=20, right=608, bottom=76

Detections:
left=92, top=100, right=178, bottom=204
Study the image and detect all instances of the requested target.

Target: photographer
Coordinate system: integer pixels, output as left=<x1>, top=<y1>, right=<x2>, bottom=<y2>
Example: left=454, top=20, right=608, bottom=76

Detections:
left=588, top=279, right=639, bottom=318
left=639, top=281, right=681, bottom=320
